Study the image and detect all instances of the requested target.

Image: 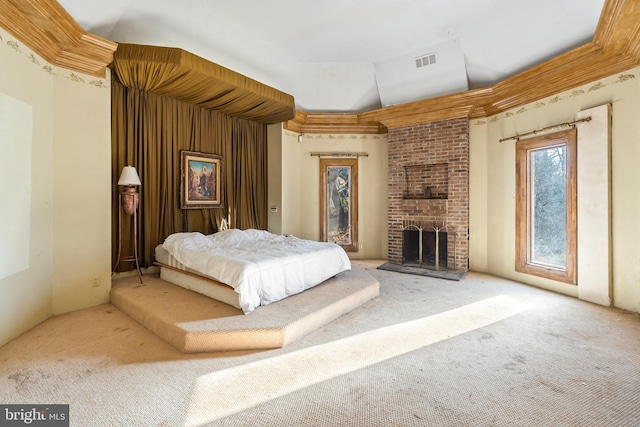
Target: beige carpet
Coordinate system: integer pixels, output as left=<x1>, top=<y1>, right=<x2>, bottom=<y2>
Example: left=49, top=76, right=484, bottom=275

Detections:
left=1, top=261, right=639, bottom=426
left=110, top=267, right=380, bottom=352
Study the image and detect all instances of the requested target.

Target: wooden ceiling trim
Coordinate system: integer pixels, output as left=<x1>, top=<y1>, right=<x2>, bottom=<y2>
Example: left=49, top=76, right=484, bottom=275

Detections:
left=287, top=0, right=640, bottom=134
left=593, top=0, right=627, bottom=49
left=609, top=0, right=640, bottom=61
left=623, top=24, right=640, bottom=59
left=3, top=0, right=639, bottom=129
left=361, top=87, right=495, bottom=123
left=594, top=0, right=640, bottom=53
left=380, top=105, right=473, bottom=129
left=284, top=110, right=387, bottom=134
left=1, top=0, right=294, bottom=123
left=55, top=33, right=120, bottom=77
left=487, top=47, right=633, bottom=112
left=0, top=0, right=116, bottom=78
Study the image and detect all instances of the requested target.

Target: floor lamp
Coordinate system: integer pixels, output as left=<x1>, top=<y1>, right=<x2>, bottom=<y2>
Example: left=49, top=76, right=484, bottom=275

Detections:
left=113, top=165, right=143, bottom=284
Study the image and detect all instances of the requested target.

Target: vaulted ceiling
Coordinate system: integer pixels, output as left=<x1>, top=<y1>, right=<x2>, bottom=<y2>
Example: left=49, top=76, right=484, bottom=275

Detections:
left=58, top=0, right=606, bottom=113
left=2, top=0, right=640, bottom=132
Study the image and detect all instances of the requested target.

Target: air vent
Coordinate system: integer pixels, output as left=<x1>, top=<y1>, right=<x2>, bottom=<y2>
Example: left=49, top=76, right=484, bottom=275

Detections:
left=414, top=52, right=437, bottom=68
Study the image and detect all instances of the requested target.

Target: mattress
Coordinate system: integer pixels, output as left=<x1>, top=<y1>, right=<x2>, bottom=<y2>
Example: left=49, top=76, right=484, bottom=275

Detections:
left=155, top=244, right=223, bottom=282
left=155, top=247, right=242, bottom=309
left=156, top=229, right=352, bottom=313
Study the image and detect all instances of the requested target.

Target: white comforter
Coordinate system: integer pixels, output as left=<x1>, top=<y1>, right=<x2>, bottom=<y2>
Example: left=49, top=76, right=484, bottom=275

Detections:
left=162, top=229, right=351, bottom=313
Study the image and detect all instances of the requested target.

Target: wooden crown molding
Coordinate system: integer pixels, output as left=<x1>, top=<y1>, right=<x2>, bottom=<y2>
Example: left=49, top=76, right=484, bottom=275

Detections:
left=284, top=110, right=386, bottom=134
left=2, top=0, right=638, bottom=125
left=1, top=1, right=292, bottom=123
left=362, top=87, right=494, bottom=124
left=285, top=0, right=640, bottom=134
left=0, top=0, right=116, bottom=78
left=379, top=105, right=474, bottom=129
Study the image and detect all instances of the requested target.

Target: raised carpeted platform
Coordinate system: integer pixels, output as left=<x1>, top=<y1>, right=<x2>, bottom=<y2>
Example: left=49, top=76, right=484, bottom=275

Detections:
left=110, top=267, right=379, bottom=353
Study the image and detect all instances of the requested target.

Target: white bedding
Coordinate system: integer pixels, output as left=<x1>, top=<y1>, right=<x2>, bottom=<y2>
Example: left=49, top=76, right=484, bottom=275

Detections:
left=161, top=229, right=351, bottom=313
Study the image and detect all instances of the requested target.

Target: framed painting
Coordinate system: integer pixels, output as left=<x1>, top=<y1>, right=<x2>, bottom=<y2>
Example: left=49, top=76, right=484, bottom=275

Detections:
left=180, top=150, right=224, bottom=209
left=319, top=158, right=358, bottom=251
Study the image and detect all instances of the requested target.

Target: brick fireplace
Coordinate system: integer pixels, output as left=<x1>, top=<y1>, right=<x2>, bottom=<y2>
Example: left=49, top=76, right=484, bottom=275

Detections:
left=387, top=117, right=469, bottom=271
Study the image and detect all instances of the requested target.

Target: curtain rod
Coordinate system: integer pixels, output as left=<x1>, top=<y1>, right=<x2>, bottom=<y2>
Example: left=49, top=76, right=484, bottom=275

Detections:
left=309, top=152, right=368, bottom=158
left=499, top=117, right=591, bottom=143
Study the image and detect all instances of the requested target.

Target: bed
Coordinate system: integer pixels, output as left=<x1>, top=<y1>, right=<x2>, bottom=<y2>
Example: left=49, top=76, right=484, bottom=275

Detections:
left=154, top=229, right=352, bottom=314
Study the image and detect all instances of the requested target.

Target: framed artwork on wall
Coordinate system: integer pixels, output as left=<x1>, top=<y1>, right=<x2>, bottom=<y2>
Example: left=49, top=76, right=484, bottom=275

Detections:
left=319, top=158, right=358, bottom=251
left=180, top=150, right=224, bottom=209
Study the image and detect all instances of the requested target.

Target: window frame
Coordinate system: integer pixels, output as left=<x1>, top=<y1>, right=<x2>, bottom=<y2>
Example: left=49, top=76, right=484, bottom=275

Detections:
left=515, top=129, right=577, bottom=284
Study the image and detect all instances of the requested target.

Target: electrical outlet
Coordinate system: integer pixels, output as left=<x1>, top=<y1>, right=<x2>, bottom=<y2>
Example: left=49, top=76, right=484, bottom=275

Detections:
left=91, top=277, right=100, bottom=287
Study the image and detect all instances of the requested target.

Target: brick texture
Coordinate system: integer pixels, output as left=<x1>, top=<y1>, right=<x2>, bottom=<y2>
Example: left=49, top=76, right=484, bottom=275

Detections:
left=387, top=118, right=469, bottom=271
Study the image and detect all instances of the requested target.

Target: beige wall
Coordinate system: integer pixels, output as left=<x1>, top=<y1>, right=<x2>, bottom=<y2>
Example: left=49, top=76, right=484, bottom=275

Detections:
left=470, top=67, right=640, bottom=313
left=0, top=27, right=112, bottom=346
left=469, top=120, right=489, bottom=272
left=273, top=131, right=388, bottom=259
left=267, top=124, right=283, bottom=235
left=52, top=63, right=112, bottom=313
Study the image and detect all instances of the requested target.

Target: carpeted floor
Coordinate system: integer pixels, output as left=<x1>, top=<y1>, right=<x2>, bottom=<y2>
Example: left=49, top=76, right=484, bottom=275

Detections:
left=1, top=260, right=639, bottom=426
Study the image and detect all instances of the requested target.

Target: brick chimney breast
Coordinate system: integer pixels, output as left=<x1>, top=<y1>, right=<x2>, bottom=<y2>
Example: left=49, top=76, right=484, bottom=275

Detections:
left=387, top=117, right=469, bottom=271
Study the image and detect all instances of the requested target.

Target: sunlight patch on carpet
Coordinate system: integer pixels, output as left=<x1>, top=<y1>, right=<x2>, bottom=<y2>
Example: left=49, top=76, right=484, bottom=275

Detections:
left=184, top=295, right=530, bottom=426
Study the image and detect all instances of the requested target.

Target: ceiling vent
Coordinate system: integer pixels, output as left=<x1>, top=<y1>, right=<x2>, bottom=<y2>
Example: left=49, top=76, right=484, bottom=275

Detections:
left=375, top=40, right=467, bottom=107
left=415, top=52, right=437, bottom=68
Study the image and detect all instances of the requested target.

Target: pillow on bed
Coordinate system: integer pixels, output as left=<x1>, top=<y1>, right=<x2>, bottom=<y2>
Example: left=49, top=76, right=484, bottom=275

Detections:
left=207, top=229, right=247, bottom=246
left=162, top=232, right=212, bottom=253
left=208, top=228, right=274, bottom=246
left=241, top=228, right=274, bottom=241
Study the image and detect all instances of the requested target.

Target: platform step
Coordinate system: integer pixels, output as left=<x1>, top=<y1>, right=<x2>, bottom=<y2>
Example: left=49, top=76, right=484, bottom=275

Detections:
left=110, top=268, right=380, bottom=353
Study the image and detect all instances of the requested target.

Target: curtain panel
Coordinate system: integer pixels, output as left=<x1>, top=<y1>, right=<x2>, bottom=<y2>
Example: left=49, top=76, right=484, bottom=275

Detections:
left=111, top=43, right=295, bottom=124
left=111, top=80, right=268, bottom=270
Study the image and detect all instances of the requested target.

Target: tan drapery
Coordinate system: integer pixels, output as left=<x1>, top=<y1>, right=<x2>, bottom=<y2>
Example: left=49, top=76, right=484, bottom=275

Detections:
left=111, top=44, right=295, bottom=124
left=111, top=80, right=268, bottom=270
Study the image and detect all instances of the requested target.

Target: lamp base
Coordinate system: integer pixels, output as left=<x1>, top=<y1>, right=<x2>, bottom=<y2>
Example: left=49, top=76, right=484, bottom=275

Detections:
left=121, top=187, right=139, bottom=216
left=114, top=191, right=143, bottom=284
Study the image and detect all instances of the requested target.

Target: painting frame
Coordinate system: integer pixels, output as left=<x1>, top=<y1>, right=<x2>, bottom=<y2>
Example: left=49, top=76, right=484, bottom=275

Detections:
left=180, top=150, right=224, bottom=209
left=319, top=158, right=358, bottom=252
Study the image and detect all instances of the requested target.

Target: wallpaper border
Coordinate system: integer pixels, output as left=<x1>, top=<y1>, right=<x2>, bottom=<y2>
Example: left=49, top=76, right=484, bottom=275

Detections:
left=0, top=27, right=109, bottom=89
left=473, top=68, right=638, bottom=126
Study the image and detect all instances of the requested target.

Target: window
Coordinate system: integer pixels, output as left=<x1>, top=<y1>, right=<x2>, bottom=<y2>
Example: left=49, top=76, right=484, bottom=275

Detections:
left=516, top=129, right=576, bottom=284
left=319, top=158, right=358, bottom=251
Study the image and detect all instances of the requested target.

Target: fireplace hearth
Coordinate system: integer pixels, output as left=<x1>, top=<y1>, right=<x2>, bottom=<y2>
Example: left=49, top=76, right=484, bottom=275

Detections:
left=377, top=261, right=466, bottom=281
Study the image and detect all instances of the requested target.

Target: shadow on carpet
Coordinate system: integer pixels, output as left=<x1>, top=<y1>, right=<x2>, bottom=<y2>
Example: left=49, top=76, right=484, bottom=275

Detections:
left=377, top=262, right=466, bottom=281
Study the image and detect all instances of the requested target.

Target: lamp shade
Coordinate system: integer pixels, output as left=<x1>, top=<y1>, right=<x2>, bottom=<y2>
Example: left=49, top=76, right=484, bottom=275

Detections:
left=117, top=165, right=141, bottom=186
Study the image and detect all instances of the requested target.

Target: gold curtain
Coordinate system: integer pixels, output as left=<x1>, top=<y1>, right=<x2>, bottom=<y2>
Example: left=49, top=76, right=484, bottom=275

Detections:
left=111, top=80, right=268, bottom=270
left=111, top=44, right=295, bottom=124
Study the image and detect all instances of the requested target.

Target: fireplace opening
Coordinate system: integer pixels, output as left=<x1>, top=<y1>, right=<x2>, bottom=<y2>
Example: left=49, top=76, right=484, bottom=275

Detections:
left=402, top=229, right=447, bottom=269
